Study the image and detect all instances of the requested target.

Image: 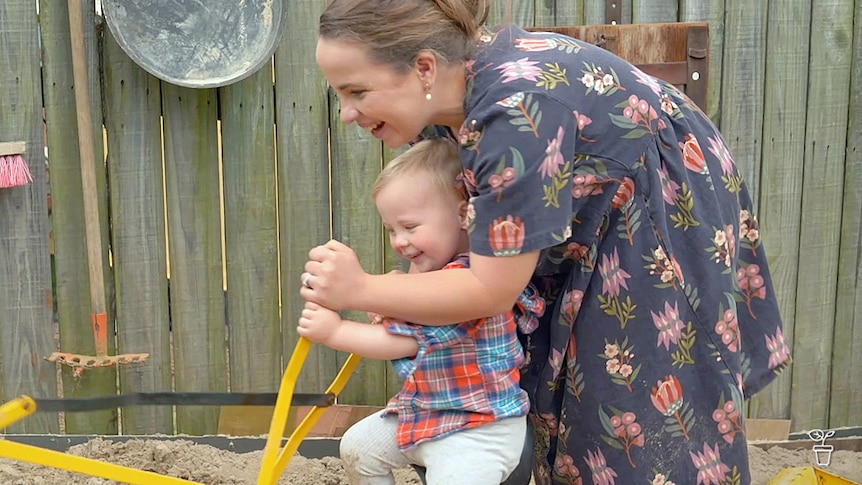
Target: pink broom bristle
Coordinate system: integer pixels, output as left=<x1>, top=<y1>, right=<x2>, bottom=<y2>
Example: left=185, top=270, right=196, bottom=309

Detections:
left=0, top=154, right=34, bottom=188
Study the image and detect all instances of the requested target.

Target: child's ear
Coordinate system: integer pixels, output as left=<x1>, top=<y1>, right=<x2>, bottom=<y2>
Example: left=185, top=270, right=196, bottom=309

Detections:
left=458, top=200, right=469, bottom=230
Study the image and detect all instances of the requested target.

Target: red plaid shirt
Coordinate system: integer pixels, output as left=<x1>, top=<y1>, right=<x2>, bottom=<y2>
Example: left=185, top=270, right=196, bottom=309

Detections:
left=381, top=254, right=530, bottom=450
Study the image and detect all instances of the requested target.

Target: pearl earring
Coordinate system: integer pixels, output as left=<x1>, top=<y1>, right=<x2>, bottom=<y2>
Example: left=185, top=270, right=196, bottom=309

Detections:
left=425, top=92, right=432, bottom=101
left=424, top=82, right=432, bottom=101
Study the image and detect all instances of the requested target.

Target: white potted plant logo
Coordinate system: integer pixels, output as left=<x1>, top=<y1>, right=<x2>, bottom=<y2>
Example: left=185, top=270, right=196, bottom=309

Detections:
left=807, top=428, right=835, bottom=466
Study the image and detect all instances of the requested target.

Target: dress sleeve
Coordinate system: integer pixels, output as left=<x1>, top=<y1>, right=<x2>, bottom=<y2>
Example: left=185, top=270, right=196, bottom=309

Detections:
left=460, top=91, right=578, bottom=256
left=733, top=188, right=792, bottom=397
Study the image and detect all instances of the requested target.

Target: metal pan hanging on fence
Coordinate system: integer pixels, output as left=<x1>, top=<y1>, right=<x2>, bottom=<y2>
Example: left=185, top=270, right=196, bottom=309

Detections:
left=101, top=0, right=288, bottom=88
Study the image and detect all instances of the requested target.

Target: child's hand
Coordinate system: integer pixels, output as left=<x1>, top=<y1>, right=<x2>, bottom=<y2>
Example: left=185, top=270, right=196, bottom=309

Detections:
left=297, top=301, right=343, bottom=345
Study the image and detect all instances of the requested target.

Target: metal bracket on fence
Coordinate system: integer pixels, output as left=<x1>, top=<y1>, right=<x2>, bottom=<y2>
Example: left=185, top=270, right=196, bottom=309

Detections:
left=686, top=24, right=709, bottom=110
left=605, top=0, right=622, bottom=25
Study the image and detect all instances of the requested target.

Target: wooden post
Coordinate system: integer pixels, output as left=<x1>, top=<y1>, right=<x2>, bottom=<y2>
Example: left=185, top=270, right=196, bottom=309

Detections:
left=0, top=0, right=57, bottom=433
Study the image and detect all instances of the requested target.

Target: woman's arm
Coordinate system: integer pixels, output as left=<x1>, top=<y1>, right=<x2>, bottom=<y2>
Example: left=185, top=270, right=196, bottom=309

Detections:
left=302, top=241, right=539, bottom=325
left=297, top=302, right=419, bottom=359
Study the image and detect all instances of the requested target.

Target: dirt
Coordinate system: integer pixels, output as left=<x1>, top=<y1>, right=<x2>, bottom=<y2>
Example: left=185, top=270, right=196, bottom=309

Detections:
left=0, top=437, right=859, bottom=484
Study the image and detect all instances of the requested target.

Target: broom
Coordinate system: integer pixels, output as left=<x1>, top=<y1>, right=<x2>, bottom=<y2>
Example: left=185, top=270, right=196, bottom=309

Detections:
left=0, top=141, right=33, bottom=188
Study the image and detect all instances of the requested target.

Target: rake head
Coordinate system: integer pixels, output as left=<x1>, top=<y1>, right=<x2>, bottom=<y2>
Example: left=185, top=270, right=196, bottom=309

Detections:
left=45, top=351, right=150, bottom=377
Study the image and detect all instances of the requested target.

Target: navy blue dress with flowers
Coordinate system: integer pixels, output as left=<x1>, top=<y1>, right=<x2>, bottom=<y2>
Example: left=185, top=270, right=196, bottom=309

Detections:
left=451, top=24, right=791, bottom=485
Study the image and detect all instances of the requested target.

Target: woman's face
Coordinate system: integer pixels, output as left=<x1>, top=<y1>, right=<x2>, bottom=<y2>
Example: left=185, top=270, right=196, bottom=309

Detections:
left=316, top=38, right=431, bottom=148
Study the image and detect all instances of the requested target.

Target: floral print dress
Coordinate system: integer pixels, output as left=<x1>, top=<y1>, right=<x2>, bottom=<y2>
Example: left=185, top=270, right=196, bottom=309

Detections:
left=454, top=25, right=792, bottom=485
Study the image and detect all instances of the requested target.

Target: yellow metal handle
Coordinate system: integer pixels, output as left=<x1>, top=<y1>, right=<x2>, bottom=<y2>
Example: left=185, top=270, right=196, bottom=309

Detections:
left=256, top=337, right=312, bottom=484
left=0, top=396, right=37, bottom=431
left=269, top=352, right=363, bottom=478
left=256, top=338, right=362, bottom=485
left=0, top=395, right=205, bottom=483
left=0, top=440, right=204, bottom=485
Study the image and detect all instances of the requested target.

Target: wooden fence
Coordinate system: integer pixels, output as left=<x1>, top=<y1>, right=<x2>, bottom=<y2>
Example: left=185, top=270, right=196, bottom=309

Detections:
left=0, top=0, right=859, bottom=437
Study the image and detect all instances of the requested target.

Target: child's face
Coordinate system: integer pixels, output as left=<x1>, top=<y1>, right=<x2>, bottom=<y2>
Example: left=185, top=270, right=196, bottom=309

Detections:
left=375, top=171, right=468, bottom=273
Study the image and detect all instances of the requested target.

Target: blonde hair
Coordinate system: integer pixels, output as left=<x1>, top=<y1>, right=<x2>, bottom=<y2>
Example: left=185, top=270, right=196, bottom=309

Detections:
left=319, top=0, right=490, bottom=71
left=372, top=138, right=465, bottom=201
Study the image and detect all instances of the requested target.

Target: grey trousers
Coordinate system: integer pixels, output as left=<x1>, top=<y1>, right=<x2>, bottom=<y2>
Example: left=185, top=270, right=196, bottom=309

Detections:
left=339, top=410, right=527, bottom=485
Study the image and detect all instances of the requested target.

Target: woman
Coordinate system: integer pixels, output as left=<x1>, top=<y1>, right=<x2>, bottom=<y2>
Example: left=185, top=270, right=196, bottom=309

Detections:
left=302, top=1, right=792, bottom=483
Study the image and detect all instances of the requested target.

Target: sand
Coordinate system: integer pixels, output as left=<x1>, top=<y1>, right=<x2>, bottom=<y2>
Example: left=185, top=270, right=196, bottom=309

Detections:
left=0, top=437, right=859, bottom=484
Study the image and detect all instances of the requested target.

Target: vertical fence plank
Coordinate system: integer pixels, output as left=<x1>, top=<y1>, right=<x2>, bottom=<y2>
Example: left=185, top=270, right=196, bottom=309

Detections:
left=487, top=0, right=511, bottom=25
left=535, top=0, right=555, bottom=26
left=620, top=0, right=633, bottom=23
left=632, top=0, right=678, bottom=22
left=102, top=31, right=172, bottom=434
left=788, top=0, right=855, bottom=431
left=274, top=0, right=337, bottom=394
left=162, top=84, right=227, bottom=435
left=221, top=68, right=282, bottom=393
left=679, top=0, right=725, bottom=120
left=0, top=0, right=57, bottom=434
left=584, top=0, right=608, bottom=24
left=719, top=0, right=766, bottom=202
left=488, top=0, right=535, bottom=26
left=328, top=95, right=389, bottom=404
left=39, top=0, right=116, bottom=434
left=532, top=0, right=586, bottom=26
left=512, top=0, right=536, bottom=26
left=747, top=0, right=810, bottom=423
left=554, top=0, right=584, bottom=26
left=829, top=0, right=862, bottom=428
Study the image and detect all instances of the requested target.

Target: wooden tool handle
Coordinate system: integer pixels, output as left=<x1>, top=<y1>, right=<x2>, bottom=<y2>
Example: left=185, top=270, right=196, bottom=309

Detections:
left=0, top=141, right=26, bottom=156
left=68, top=0, right=107, bottom=314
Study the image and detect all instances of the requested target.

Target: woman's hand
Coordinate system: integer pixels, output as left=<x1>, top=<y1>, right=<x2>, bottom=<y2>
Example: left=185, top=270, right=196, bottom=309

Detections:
left=364, top=269, right=404, bottom=324
left=301, top=239, right=369, bottom=310
left=297, top=301, right=343, bottom=345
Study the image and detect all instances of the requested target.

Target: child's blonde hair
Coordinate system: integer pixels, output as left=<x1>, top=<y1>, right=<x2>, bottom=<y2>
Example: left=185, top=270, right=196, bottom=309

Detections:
left=372, top=138, right=465, bottom=200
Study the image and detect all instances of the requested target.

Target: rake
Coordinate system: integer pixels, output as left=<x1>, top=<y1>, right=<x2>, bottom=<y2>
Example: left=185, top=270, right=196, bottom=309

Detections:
left=44, top=0, right=149, bottom=373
